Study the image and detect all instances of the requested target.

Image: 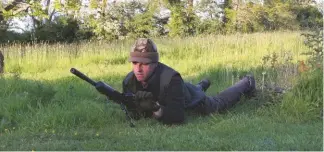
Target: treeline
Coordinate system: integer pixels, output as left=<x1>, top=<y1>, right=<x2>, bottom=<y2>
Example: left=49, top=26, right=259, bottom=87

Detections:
left=0, top=0, right=322, bottom=43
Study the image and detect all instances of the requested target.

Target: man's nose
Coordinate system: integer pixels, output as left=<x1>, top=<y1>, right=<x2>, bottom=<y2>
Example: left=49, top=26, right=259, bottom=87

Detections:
left=135, top=64, right=143, bottom=72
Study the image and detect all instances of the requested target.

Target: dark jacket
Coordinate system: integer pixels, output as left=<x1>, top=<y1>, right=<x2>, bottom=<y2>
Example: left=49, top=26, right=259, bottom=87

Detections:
left=122, top=62, right=205, bottom=124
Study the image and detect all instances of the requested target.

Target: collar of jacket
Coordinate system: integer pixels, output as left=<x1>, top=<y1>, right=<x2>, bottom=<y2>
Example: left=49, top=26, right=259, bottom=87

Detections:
left=145, top=63, right=161, bottom=86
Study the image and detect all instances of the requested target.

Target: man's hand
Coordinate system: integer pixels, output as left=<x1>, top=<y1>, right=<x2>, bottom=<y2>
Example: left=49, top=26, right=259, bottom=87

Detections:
left=135, top=91, right=160, bottom=112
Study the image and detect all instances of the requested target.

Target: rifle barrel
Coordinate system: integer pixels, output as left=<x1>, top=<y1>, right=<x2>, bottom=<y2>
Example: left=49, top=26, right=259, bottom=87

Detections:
left=70, top=68, right=97, bottom=86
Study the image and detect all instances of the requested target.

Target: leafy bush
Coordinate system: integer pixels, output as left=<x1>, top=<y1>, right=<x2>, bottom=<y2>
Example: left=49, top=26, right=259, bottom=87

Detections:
left=34, top=17, right=86, bottom=43
left=293, top=5, right=323, bottom=29
left=224, top=2, right=299, bottom=33
left=196, top=19, right=223, bottom=34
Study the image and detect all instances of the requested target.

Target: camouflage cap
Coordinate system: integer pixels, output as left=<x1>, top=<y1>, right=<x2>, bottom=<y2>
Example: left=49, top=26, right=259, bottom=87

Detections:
left=129, top=38, right=159, bottom=63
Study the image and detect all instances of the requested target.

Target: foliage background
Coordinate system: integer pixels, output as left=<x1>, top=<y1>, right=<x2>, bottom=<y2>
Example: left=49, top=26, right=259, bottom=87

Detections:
left=0, top=0, right=322, bottom=42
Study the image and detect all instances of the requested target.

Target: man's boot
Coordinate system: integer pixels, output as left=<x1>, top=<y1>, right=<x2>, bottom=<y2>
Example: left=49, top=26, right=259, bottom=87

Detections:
left=243, top=75, right=256, bottom=98
left=196, top=79, right=211, bottom=92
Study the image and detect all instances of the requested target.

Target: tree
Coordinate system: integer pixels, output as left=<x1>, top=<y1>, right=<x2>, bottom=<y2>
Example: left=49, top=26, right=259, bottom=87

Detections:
left=0, top=51, right=4, bottom=73
left=0, top=0, right=28, bottom=42
left=195, top=0, right=223, bottom=20
left=165, top=0, right=198, bottom=37
left=83, top=0, right=146, bottom=40
left=0, top=0, right=28, bottom=23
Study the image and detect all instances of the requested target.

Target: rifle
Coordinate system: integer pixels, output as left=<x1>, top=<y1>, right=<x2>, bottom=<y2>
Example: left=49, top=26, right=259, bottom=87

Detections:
left=70, top=68, right=137, bottom=127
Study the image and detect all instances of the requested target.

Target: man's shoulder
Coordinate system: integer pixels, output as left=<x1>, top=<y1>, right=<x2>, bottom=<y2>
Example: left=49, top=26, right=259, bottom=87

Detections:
left=158, top=62, right=184, bottom=86
left=158, top=62, right=179, bottom=75
left=123, top=71, right=134, bottom=83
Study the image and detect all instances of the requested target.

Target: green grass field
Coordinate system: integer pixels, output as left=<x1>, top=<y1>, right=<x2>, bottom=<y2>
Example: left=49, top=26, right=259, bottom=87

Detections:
left=0, top=31, right=322, bottom=150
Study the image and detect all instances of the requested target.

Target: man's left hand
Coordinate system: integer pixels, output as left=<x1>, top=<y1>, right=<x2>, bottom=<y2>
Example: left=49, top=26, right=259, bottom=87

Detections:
left=134, top=91, right=160, bottom=112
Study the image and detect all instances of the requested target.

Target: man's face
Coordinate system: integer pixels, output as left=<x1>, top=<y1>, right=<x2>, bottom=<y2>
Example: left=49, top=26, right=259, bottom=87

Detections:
left=132, top=62, right=157, bottom=82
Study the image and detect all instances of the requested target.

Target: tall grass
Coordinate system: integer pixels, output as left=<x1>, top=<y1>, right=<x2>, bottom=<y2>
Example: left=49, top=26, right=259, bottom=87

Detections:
left=0, top=31, right=322, bottom=150
left=271, top=69, right=323, bottom=122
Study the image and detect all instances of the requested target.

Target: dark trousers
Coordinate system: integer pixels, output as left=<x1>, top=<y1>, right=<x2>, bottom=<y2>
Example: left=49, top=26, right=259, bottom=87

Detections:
left=195, top=77, right=252, bottom=114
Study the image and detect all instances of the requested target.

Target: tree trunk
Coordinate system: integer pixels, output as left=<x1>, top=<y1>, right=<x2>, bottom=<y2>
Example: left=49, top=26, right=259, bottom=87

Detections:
left=0, top=51, right=4, bottom=74
left=167, top=0, right=181, bottom=5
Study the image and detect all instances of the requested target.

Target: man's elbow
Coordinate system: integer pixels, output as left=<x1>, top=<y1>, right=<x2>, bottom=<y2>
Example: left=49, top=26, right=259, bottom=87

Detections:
left=162, top=117, right=185, bottom=125
left=160, top=108, right=186, bottom=125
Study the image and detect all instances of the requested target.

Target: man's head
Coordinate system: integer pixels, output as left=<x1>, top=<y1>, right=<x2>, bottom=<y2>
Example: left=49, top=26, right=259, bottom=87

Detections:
left=129, top=38, right=159, bottom=82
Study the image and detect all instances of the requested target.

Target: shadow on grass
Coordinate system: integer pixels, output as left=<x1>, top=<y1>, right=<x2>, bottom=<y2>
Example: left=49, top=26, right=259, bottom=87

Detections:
left=0, top=63, right=300, bottom=131
left=0, top=63, right=322, bottom=151
left=0, top=73, right=127, bottom=133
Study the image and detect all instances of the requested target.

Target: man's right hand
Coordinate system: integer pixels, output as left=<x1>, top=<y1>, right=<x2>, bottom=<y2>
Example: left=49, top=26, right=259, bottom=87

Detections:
left=135, top=91, right=160, bottom=112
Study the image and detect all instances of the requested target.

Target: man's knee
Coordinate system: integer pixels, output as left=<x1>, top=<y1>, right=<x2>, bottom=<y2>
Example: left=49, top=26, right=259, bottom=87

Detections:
left=193, top=97, right=217, bottom=115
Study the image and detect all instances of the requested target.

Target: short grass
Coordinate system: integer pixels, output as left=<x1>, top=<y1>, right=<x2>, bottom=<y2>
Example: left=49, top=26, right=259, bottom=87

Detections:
left=0, top=31, right=322, bottom=150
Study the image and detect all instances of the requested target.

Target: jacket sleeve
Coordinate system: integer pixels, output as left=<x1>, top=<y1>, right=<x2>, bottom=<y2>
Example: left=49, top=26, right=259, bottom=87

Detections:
left=158, top=74, right=186, bottom=125
left=122, top=79, right=129, bottom=94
